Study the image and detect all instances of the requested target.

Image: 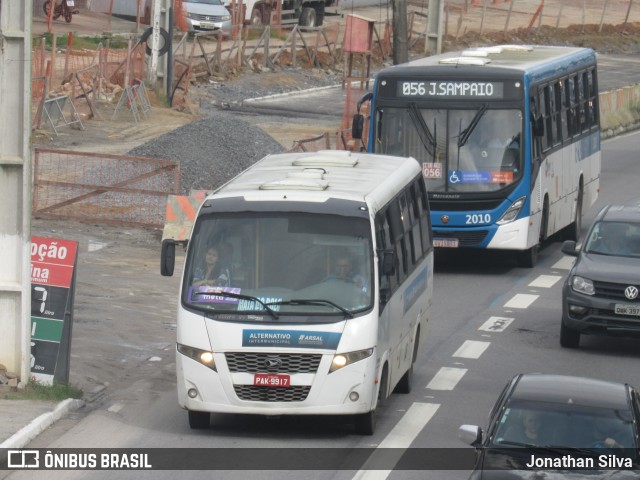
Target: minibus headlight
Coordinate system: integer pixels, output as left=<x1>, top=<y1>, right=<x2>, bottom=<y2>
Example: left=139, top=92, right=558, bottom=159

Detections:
left=329, top=348, right=374, bottom=373
left=496, top=196, right=526, bottom=225
left=177, top=344, right=217, bottom=371
left=571, top=275, right=595, bottom=295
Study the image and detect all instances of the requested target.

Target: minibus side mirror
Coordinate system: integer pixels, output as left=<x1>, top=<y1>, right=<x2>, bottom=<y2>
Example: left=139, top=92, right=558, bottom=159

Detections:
left=352, top=114, right=364, bottom=139
left=161, top=239, right=176, bottom=276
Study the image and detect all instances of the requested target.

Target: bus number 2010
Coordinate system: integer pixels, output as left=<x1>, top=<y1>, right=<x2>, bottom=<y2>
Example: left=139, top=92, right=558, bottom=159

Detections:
left=466, top=214, right=491, bottom=224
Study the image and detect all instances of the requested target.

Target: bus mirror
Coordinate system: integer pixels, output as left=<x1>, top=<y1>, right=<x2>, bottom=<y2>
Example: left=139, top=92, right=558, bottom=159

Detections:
left=533, top=115, right=544, bottom=137
left=161, top=239, right=176, bottom=276
left=352, top=114, right=364, bottom=139
left=381, top=250, right=396, bottom=276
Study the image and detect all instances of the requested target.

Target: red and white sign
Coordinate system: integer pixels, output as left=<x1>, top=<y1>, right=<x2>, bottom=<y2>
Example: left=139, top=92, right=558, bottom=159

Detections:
left=31, top=236, right=79, bottom=288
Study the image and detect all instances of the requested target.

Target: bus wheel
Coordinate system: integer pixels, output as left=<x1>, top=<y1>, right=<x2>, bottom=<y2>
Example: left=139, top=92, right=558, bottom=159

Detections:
left=188, top=410, right=210, bottom=429
left=395, top=336, right=418, bottom=394
left=354, top=410, right=375, bottom=435
left=517, top=245, right=538, bottom=268
left=563, top=186, right=583, bottom=242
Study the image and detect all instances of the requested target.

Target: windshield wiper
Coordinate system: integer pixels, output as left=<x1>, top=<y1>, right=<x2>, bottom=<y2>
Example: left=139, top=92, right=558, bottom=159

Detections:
left=457, top=103, right=488, bottom=148
left=267, top=299, right=354, bottom=318
left=408, top=103, right=436, bottom=155
left=192, top=291, right=279, bottom=320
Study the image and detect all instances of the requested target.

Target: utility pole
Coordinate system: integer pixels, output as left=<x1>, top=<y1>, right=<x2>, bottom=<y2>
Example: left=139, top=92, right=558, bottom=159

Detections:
left=392, top=0, right=409, bottom=64
left=425, top=0, right=444, bottom=55
left=147, top=0, right=171, bottom=96
left=0, top=0, right=33, bottom=387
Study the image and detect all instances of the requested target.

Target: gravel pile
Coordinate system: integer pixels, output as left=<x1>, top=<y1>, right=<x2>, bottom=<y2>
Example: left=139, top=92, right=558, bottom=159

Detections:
left=127, top=111, right=285, bottom=195
left=127, top=68, right=343, bottom=194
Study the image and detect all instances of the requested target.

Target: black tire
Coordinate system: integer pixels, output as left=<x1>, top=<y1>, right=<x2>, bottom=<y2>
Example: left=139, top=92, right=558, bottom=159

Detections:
left=539, top=197, right=549, bottom=242
left=64, top=5, right=73, bottom=23
left=517, top=245, right=538, bottom=268
left=188, top=410, right=210, bottom=429
left=354, top=410, right=375, bottom=435
left=140, top=27, right=171, bottom=57
left=563, top=187, right=583, bottom=242
left=394, top=335, right=418, bottom=394
left=394, top=364, right=413, bottom=394
left=299, top=6, right=316, bottom=27
left=560, top=320, right=580, bottom=348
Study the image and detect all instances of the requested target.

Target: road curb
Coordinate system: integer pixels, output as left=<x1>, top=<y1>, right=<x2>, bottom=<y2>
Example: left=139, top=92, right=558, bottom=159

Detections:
left=0, top=398, right=85, bottom=449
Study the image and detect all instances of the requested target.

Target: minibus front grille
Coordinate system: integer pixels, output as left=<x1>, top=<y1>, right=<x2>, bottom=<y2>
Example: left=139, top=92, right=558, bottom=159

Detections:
left=225, top=352, right=322, bottom=374
left=234, top=385, right=311, bottom=402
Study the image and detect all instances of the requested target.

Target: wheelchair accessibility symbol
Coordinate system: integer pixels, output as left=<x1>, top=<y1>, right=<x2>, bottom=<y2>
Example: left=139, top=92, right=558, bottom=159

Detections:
left=449, top=170, right=461, bottom=184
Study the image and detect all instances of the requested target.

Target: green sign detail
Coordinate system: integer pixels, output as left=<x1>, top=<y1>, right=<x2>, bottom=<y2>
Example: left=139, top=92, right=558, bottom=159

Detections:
left=31, top=316, right=64, bottom=343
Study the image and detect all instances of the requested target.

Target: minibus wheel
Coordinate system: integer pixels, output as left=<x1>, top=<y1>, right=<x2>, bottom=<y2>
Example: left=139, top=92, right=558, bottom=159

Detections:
left=188, top=410, right=210, bottom=429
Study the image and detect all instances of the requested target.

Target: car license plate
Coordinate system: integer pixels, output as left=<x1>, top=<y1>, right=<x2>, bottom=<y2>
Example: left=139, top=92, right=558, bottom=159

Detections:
left=433, top=238, right=459, bottom=248
left=614, top=304, right=640, bottom=316
left=254, top=373, right=290, bottom=387
left=67, top=0, right=75, bottom=5
left=199, top=22, right=216, bottom=29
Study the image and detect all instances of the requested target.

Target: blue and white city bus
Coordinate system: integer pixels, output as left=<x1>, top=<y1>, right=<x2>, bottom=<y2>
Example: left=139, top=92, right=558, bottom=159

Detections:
left=353, top=45, right=601, bottom=267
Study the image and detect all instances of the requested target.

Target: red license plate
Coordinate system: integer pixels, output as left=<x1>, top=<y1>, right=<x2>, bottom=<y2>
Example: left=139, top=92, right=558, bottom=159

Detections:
left=254, top=373, right=290, bottom=388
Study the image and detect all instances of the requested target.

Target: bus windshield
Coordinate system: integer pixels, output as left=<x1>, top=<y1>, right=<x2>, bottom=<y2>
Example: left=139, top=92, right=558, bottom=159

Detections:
left=373, top=106, right=523, bottom=193
left=183, top=212, right=374, bottom=321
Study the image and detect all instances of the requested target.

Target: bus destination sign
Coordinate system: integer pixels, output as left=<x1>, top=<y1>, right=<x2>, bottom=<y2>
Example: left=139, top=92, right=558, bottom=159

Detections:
left=399, top=81, right=504, bottom=99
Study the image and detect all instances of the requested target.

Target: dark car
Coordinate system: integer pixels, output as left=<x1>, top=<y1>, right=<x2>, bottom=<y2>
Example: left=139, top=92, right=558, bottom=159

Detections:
left=459, top=373, right=640, bottom=478
left=560, top=203, right=640, bottom=348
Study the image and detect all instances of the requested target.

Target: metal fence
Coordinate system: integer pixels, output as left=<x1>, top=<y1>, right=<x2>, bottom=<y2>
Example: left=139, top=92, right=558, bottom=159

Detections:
left=33, top=148, right=180, bottom=228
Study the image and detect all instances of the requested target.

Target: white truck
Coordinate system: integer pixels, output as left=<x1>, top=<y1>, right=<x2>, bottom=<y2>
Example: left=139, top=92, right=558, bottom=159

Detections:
left=231, top=0, right=327, bottom=27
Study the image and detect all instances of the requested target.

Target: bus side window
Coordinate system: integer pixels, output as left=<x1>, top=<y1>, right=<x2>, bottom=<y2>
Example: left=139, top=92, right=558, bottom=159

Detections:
left=543, top=85, right=555, bottom=150
left=416, top=179, right=432, bottom=254
left=377, top=210, right=398, bottom=293
left=408, top=184, right=423, bottom=265
left=387, top=200, right=407, bottom=284
left=556, top=80, right=567, bottom=143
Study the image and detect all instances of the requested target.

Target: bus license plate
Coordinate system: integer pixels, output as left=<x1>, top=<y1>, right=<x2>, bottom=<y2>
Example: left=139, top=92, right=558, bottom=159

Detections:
left=254, top=373, right=290, bottom=387
left=614, top=304, right=640, bottom=316
left=433, top=238, right=459, bottom=248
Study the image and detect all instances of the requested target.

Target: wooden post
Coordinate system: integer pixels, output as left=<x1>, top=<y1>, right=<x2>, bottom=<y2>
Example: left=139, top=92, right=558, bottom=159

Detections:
left=49, top=35, right=56, bottom=88
left=555, top=2, right=563, bottom=29
left=480, top=0, right=487, bottom=35
left=625, top=0, right=634, bottom=25
left=504, top=0, right=514, bottom=35
left=63, top=32, right=72, bottom=82
left=599, top=0, right=610, bottom=33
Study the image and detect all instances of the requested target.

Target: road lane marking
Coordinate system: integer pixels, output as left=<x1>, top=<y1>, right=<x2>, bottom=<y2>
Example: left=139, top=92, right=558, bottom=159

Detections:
left=552, top=256, right=575, bottom=270
left=528, top=275, right=562, bottom=288
left=426, top=367, right=467, bottom=390
left=452, top=340, right=490, bottom=359
left=479, top=316, right=514, bottom=332
left=504, top=293, right=538, bottom=309
left=351, top=402, right=440, bottom=480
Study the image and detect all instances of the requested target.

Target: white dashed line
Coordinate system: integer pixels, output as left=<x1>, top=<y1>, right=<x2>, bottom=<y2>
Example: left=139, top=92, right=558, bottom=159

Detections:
left=426, top=367, right=467, bottom=390
left=351, top=402, right=440, bottom=480
left=504, top=293, right=539, bottom=309
left=528, top=274, right=562, bottom=288
left=552, top=256, right=575, bottom=270
left=452, top=340, right=490, bottom=359
left=478, top=316, right=514, bottom=332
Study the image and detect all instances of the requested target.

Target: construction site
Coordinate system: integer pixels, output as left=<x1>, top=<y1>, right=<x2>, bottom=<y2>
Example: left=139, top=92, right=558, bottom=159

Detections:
left=26, top=0, right=640, bottom=232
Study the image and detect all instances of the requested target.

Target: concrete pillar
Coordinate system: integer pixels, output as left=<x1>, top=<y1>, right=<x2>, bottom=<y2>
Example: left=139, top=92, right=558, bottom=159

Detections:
left=0, top=0, right=33, bottom=386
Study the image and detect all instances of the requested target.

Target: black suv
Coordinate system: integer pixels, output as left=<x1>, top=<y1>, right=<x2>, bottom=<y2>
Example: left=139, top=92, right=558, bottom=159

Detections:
left=560, top=203, right=640, bottom=348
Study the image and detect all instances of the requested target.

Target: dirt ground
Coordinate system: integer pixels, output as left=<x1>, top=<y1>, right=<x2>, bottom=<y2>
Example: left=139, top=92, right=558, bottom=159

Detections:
left=36, top=17, right=640, bottom=156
